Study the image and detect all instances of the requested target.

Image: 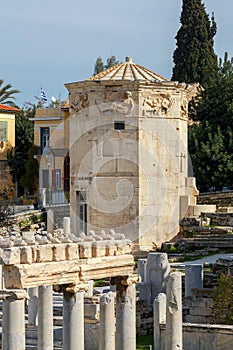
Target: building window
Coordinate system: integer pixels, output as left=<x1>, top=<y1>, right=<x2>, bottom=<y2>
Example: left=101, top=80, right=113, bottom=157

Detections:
left=64, top=154, right=70, bottom=191
left=77, top=191, right=87, bottom=234
left=52, top=169, right=61, bottom=188
left=0, top=121, right=8, bottom=142
left=40, top=127, right=50, bottom=153
left=114, top=121, right=125, bottom=130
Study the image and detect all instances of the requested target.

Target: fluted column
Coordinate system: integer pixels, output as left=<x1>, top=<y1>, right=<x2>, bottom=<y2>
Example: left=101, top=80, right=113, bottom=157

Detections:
left=28, top=287, right=38, bottom=325
left=63, top=283, right=88, bottom=350
left=99, top=292, right=115, bottom=350
left=165, top=272, right=182, bottom=350
left=113, top=275, right=139, bottom=350
left=38, top=285, right=53, bottom=350
left=153, top=293, right=166, bottom=350
left=1, top=289, right=28, bottom=350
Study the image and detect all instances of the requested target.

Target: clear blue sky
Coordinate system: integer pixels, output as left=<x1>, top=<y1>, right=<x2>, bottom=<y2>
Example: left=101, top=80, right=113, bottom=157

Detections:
left=1, top=0, right=231, bottom=107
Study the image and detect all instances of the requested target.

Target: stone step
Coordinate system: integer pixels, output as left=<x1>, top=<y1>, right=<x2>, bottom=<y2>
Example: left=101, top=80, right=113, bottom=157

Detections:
left=181, top=235, right=233, bottom=242
left=181, top=240, right=233, bottom=248
left=188, top=234, right=233, bottom=239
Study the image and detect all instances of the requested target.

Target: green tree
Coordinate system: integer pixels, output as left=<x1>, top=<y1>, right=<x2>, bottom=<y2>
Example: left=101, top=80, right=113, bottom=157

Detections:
left=93, top=57, right=104, bottom=75
left=93, top=55, right=120, bottom=75
left=172, top=0, right=218, bottom=88
left=189, top=122, right=233, bottom=191
left=7, top=106, right=35, bottom=195
left=213, top=274, right=233, bottom=324
left=0, top=79, right=20, bottom=106
left=20, top=145, right=39, bottom=194
left=105, top=55, right=120, bottom=69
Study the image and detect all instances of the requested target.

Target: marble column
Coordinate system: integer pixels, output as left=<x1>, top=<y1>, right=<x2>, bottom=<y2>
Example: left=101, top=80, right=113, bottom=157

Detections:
left=146, top=253, right=170, bottom=305
left=1, top=289, right=28, bottom=350
left=99, top=292, right=115, bottom=350
left=28, top=287, right=38, bottom=325
left=185, top=264, right=203, bottom=297
left=38, top=285, right=53, bottom=350
left=153, top=293, right=166, bottom=350
left=165, top=272, right=182, bottom=350
left=114, top=276, right=138, bottom=350
left=47, top=209, right=54, bottom=234
left=137, top=259, right=147, bottom=282
left=63, top=217, right=70, bottom=237
left=63, top=284, right=88, bottom=350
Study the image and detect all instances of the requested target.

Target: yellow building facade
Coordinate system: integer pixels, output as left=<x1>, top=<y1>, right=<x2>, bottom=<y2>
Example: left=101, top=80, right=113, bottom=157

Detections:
left=0, top=104, right=18, bottom=163
left=31, top=106, right=70, bottom=205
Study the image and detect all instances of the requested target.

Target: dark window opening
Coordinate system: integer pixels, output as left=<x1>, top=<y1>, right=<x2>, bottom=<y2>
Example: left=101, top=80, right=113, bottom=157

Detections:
left=64, top=154, right=70, bottom=191
left=114, top=121, right=125, bottom=130
left=40, top=127, right=50, bottom=154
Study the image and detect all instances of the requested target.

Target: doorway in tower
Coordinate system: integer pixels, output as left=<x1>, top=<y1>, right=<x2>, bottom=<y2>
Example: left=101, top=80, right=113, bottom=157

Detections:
left=77, top=191, right=87, bottom=234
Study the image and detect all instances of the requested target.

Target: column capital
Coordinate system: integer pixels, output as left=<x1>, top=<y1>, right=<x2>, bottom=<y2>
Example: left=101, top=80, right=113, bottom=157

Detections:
left=111, top=274, right=141, bottom=286
left=0, top=289, right=29, bottom=300
left=63, top=282, right=89, bottom=294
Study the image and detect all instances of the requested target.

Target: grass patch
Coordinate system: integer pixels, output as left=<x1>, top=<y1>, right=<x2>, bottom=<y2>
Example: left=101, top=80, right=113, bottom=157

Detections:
left=136, top=335, right=153, bottom=349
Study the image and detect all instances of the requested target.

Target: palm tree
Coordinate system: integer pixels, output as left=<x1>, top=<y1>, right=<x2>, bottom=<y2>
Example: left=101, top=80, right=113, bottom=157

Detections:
left=0, top=79, right=20, bottom=106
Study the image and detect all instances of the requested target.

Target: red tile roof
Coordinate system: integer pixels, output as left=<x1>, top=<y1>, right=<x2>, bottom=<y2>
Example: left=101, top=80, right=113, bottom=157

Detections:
left=0, top=104, right=19, bottom=112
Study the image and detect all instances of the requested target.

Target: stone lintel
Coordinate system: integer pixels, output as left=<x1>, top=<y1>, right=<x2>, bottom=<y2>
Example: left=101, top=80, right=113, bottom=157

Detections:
left=3, top=255, right=134, bottom=289
left=0, top=289, right=29, bottom=300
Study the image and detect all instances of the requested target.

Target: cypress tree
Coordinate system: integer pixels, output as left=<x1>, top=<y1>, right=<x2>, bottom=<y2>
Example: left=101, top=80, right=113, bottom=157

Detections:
left=172, top=0, right=218, bottom=87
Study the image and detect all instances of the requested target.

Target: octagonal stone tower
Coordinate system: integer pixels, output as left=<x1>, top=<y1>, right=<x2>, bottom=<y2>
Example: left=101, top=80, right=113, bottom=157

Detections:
left=65, top=57, right=199, bottom=251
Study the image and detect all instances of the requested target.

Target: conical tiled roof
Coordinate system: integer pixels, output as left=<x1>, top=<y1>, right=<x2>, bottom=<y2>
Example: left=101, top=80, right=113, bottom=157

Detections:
left=88, top=57, right=168, bottom=82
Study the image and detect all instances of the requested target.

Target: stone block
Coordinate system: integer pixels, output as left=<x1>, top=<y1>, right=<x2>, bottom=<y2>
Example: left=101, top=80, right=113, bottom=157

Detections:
left=116, top=240, right=132, bottom=255
left=189, top=306, right=213, bottom=317
left=66, top=243, right=79, bottom=260
left=22, top=231, right=36, bottom=244
left=185, top=314, right=215, bottom=324
left=20, top=246, right=33, bottom=264
left=36, top=245, right=53, bottom=262
left=91, top=242, right=106, bottom=257
left=79, top=243, right=93, bottom=258
left=52, top=244, right=66, bottom=261
left=0, top=247, right=21, bottom=265
left=191, top=298, right=214, bottom=309
left=106, top=242, right=117, bottom=256
left=84, top=303, right=100, bottom=320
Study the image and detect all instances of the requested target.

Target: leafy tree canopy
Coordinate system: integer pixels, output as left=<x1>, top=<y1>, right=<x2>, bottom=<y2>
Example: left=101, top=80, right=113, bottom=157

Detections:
left=188, top=53, right=233, bottom=191
left=172, top=0, right=218, bottom=88
left=93, top=55, right=121, bottom=75
left=7, top=106, right=35, bottom=195
left=0, top=79, right=20, bottom=107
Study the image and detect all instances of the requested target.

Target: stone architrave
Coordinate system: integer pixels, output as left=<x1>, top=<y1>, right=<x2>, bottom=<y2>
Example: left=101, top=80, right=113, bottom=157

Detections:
left=28, top=287, right=38, bottom=325
left=154, top=293, right=166, bottom=350
left=47, top=209, right=54, bottom=234
left=146, top=253, right=170, bottom=305
left=1, top=289, right=28, bottom=350
left=38, top=285, right=53, bottom=350
left=185, top=264, right=203, bottom=297
left=165, top=272, right=182, bottom=350
left=63, top=286, right=87, bottom=350
left=115, top=277, right=137, bottom=350
left=99, top=292, right=115, bottom=350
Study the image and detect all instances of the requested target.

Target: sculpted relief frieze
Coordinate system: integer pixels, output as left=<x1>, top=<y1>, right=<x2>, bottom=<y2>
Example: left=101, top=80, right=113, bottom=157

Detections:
left=96, top=91, right=135, bottom=116
left=69, top=91, right=89, bottom=113
left=142, top=92, right=174, bottom=117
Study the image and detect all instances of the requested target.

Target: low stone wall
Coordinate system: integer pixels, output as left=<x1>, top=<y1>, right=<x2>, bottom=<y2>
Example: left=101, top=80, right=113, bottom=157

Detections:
left=203, top=212, right=233, bottom=226
left=183, top=288, right=215, bottom=324
left=183, top=323, right=233, bottom=350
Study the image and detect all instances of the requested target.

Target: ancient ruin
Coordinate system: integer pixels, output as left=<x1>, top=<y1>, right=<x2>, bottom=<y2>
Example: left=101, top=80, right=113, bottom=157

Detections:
left=65, top=57, right=205, bottom=252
